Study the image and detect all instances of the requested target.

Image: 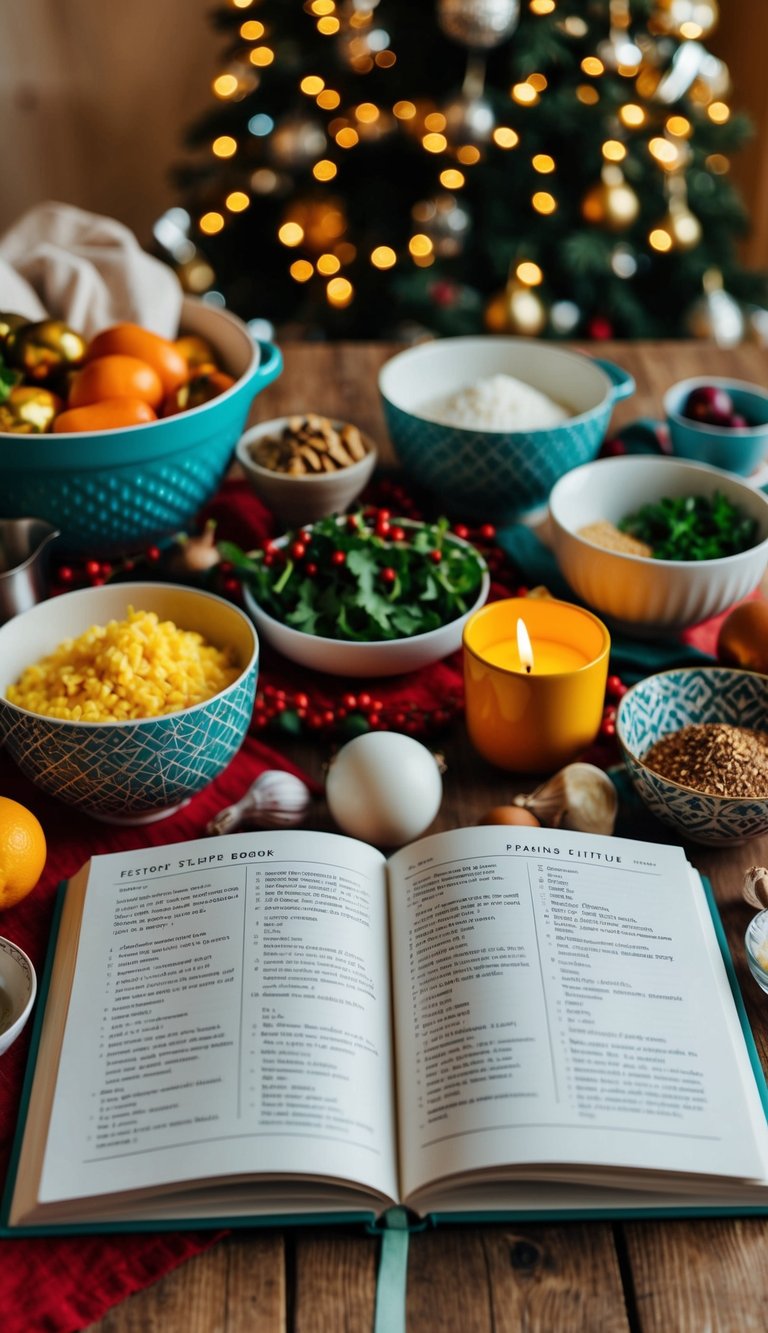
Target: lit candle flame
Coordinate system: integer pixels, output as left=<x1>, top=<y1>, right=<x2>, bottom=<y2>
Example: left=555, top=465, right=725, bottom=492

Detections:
left=516, top=618, right=533, bottom=674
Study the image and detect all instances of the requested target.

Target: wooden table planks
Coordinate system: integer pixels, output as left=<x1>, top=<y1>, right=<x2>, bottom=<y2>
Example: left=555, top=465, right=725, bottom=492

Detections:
left=86, top=339, right=768, bottom=1333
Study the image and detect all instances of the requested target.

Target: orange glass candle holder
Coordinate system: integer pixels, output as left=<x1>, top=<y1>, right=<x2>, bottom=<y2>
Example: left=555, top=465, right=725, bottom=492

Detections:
left=462, top=597, right=611, bottom=774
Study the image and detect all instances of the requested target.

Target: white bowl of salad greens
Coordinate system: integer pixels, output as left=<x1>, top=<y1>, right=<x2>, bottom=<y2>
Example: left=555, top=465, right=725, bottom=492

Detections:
left=548, top=455, right=768, bottom=635
left=224, top=512, right=490, bottom=677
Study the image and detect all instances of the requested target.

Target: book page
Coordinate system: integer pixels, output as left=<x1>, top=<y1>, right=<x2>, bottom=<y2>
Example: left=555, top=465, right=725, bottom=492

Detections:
left=34, top=830, right=398, bottom=1212
left=387, top=826, right=768, bottom=1208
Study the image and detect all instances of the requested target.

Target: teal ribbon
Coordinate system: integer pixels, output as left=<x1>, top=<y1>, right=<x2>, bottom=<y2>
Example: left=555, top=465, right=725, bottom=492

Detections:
left=373, top=1207, right=411, bottom=1333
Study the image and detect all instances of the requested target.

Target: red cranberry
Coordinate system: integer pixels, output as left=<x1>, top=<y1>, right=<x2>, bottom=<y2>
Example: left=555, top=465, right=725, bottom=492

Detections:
left=682, top=385, right=734, bottom=426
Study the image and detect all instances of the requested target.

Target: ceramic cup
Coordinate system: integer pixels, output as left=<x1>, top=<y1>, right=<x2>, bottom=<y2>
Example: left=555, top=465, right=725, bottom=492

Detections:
left=0, top=937, right=37, bottom=1055
left=664, top=376, right=768, bottom=476
left=462, top=597, right=610, bottom=774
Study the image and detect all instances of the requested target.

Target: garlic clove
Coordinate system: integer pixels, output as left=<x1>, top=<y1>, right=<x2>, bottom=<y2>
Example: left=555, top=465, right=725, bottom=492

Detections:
left=207, top=769, right=312, bottom=836
left=743, top=866, right=768, bottom=911
left=515, top=762, right=618, bottom=836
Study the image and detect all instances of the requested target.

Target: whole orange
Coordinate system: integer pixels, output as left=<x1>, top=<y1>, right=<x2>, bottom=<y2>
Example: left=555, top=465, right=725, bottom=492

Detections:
left=86, top=323, right=189, bottom=396
left=716, top=600, right=768, bottom=674
left=0, top=797, right=47, bottom=911
left=69, top=355, right=164, bottom=411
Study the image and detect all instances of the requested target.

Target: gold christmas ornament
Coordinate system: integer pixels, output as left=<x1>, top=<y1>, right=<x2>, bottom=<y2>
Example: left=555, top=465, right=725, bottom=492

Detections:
left=686, top=268, right=744, bottom=347
left=436, top=0, right=521, bottom=49
left=485, top=277, right=547, bottom=336
left=0, top=312, right=30, bottom=347
left=581, top=165, right=640, bottom=231
left=0, top=385, right=63, bottom=434
left=6, top=320, right=86, bottom=382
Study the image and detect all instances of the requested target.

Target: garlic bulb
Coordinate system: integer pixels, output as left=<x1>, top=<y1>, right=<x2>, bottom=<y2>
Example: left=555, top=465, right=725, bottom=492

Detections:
left=207, top=770, right=312, bottom=836
left=743, top=866, right=768, bottom=911
left=513, top=762, right=618, bottom=836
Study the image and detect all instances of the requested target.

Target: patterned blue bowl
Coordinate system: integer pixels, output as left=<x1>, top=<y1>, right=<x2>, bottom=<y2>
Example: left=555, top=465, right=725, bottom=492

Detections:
left=0, top=298, right=282, bottom=555
left=616, top=667, right=768, bottom=846
left=0, top=583, right=259, bottom=824
left=379, top=336, right=635, bottom=519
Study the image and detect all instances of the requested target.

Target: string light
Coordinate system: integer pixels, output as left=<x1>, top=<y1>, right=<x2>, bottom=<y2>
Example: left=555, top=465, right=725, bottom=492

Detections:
left=649, top=227, right=673, bottom=252
left=212, top=136, right=237, bottom=158
left=440, top=168, right=465, bottom=188
left=336, top=127, right=359, bottom=148
left=409, top=234, right=433, bottom=257
left=511, top=82, right=539, bottom=105
left=516, top=261, right=543, bottom=285
left=529, top=73, right=548, bottom=91
left=422, top=132, right=447, bottom=153
left=666, top=115, right=691, bottom=137
left=290, top=259, right=314, bottom=281
left=602, top=140, right=626, bottom=162
left=581, top=57, right=604, bottom=76
left=530, top=0, right=555, bottom=12
left=376, top=51, right=396, bottom=68
left=708, top=102, right=730, bottom=124
left=317, top=90, right=341, bottom=109
left=576, top=85, right=599, bottom=105
left=355, top=103, right=380, bottom=123
left=649, top=136, right=680, bottom=169
left=706, top=153, right=730, bottom=174
left=393, top=101, right=416, bottom=119
left=200, top=212, right=225, bottom=235
left=317, top=253, right=341, bottom=274
left=301, top=75, right=325, bottom=95
left=457, top=145, right=481, bottom=165
left=532, top=153, right=555, bottom=172
left=278, top=221, right=305, bottom=246
left=371, top=246, right=397, bottom=268
left=225, top=191, right=250, bottom=212
left=493, top=127, right=519, bottom=148
left=317, top=16, right=340, bottom=33
left=213, top=74, right=240, bottom=98
left=620, top=103, right=646, bottom=128
left=313, top=159, right=338, bottom=180
left=240, top=19, right=264, bottom=38
left=424, top=112, right=447, bottom=131
left=232, top=0, right=253, bottom=8
left=327, top=276, right=353, bottom=306
left=249, top=46, right=274, bottom=66
left=532, top=191, right=556, bottom=213
left=310, top=0, right=335, bottom=13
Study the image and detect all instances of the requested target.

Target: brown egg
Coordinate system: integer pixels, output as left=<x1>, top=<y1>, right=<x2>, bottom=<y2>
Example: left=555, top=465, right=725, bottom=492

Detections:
left=716, top=600, right=768, bottom=674
left=477, top=805, right=541, bottom=827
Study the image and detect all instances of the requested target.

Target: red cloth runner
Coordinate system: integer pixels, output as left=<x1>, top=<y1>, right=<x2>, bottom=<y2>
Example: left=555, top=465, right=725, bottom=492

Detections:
left=0, top=735, right=315, bottom=1333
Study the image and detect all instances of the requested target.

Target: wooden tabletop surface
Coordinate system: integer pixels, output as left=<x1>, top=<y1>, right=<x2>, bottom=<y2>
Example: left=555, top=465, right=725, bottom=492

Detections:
left=86, top=338, right=768, bottom=1332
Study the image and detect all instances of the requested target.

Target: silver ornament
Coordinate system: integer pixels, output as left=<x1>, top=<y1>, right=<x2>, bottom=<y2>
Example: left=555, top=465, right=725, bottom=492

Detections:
left=437, top=0, right=520, bottom=49
left=207, top=770, right=313, bottom=836
left=444, top=89, right=495, bottom=144
left=686, top=272, right=744, bottom=347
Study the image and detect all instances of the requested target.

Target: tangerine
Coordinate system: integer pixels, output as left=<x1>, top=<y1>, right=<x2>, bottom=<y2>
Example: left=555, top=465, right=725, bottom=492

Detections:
left=0, top=796, right=47, bottom=911
left=716, top=600, right=768, bottom=674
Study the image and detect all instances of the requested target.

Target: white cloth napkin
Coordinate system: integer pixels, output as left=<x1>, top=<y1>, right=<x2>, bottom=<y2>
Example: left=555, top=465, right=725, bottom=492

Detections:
left=0, top=201, right=183, bottom=339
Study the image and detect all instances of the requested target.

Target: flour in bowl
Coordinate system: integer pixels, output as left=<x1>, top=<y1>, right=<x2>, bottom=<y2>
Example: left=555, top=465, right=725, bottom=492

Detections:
left=422, top=373, right=570, bottom=430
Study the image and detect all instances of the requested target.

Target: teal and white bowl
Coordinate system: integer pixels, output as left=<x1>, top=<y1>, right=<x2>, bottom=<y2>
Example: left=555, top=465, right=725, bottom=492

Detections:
left=379, top=336, right=635, bottom=519
left=616, top=667, right=768, bottom=846
left=0, top=298, right=282, bottom=554
left=0, top=582, right=259, bottom=824
left=665, top=377, right=768, bottom=477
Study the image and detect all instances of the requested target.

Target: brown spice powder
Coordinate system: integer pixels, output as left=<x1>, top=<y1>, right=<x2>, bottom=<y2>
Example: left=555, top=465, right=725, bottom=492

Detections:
left=643, top=723, right=768, bottom=798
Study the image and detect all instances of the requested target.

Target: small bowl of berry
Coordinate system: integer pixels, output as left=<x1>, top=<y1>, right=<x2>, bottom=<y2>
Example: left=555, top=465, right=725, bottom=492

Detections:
left=664, top=377, right=768, bottom=478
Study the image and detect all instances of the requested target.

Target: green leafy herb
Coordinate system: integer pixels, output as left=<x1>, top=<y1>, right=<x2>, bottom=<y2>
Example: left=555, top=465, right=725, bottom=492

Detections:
left=0, top=356, right=21, bottom=405
left=618, top=492, right=759, bottom=561
left=220, top=513, right=487, bottom=642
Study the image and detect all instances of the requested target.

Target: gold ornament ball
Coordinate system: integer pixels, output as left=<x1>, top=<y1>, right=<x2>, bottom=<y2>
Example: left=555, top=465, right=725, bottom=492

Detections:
left=6, top=319, right=86, bottom=382
left=582, top=177, right=640, bottom=231
left=0, top=385, right=63, bottom=433
left=486, top=281, right=547, bottom=336
left=667, top=204, right=702, bottom=251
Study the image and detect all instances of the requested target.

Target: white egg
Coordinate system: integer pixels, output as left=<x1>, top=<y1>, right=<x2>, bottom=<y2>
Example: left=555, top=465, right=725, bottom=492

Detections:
left=325, top=731, right=443, bottom=847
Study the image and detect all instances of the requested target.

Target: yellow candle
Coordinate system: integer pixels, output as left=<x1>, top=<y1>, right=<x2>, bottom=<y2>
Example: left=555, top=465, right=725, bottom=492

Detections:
left=462, top=597, right=611, bottom=774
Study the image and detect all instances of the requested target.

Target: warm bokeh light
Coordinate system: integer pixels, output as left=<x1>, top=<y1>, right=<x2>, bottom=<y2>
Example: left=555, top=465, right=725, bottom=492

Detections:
left=516, top=261, right=543, bottom=285
left=212, top=136, right=237, bottom=158
left=457, top=145, right=481, bottom=165
left=355, top=102, right=380, bottom=123
left=666, top=115, right=692, bottom=137
left=317, top=90, right=341, bottom=109
left=602, top=140, right=626, bottom=162
left=301, top=75, right=325, bottom=94
left=200, top=212, right=225, bottom=235
left=232, top=0, right=253, bottom=8
left=290, top=259, right=314, bottom=282
left=371, top=246, right=397, bottom=269
left=528, top=73, right=548, bottom=90
left=336, top=127, right=359, bottom=148
left=423, top=132, right=447, bottom=153
left=313, top=159, right=338, bottom=180
left=649, top=228, right=673, bottom=252
left=409, top=234, right=433, bottom=257
left=530, top=0, right=555, bottom=12
left=649, top=136, right=680, bottom=167
left=425, top=112, right=447, bottom=132
left=376, top=50, right=396, bottom=68
left=310, top=0, right=335, bottom=13
left=393, top=100, right=416, bottom=119
left=240, top=19, right=264, bottom=38
left=327, top=276, right=354, bottom=306
left=251, top=168, right=278, bottom=193
left=576, top=85, right=599, bottom=105
left=620, top=103, right=646, bottom=128
left=278, top=221, right=305, bottom=246
left=679, top=20, right=704, bottom=39
left=213, top=74, right=239, bottom=98
left=532, top=191, right=557, bottom=214
left=581, top=57, right=604, bottom=76
left=511, top=82, right=539, bottom=105
left=706, top=153, right=730, bottom=174
left=532, top=153, right=555, bottom=172
left=440, top=168, right=465, bottom=188
left=493, top=127, right=519, bottom=148
left=317, top=253, right=341, bottom=274
left=317, top=16, right=340, bottom=33
left=225, top=191, right=250, bottom=212
left=708, top=102, right=731, bottom=124
left=249, top=46, right=274, bottom=66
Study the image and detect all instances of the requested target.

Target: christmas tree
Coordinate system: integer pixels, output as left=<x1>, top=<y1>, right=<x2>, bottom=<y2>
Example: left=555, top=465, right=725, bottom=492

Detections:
left=163, top=0, right=765, bottom=342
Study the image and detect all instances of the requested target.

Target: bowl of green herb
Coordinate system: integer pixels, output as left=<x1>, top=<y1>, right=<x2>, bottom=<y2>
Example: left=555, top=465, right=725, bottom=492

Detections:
left=548, top=456, right=768, bottom=635
left=223, top=512, right=490, bottom=677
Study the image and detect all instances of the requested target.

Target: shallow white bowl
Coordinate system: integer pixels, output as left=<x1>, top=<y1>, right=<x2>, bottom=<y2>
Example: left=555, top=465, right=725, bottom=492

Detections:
left=237, top=416, right=378, bottom=527
left=243, top=528, right=490, bottom=678
left=548, top=455, right=768, bottom=634
left=0, top=937, right=37, bottom=1055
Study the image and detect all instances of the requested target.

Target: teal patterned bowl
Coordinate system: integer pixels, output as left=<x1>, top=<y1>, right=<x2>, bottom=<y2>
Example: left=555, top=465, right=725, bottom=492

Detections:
left=0, top=583, right=258, bottom=824
left=379, top=336, right=635, bottom=519
left=0, top=298, right=282, bottom=555
left=616, top=667, right=768, bottom=846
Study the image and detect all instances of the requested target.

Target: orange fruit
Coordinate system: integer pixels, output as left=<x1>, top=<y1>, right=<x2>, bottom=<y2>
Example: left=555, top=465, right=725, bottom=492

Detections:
left=68, top=355, right=164, bottom=410
left=717, top=600, right=768, bottom=674
left=0, top=796, right=47, bottom=911
left=86, top=323, right=189, bottom=395
left=53, top=398, right=158, bottom=433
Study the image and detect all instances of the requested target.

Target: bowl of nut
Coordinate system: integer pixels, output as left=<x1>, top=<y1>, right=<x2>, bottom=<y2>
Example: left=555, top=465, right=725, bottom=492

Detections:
left=616, top=666, right=768, bottom=845
left=236, top=414, right=378, bottom=527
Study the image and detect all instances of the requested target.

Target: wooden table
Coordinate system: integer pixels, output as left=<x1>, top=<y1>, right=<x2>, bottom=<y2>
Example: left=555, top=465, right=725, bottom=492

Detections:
left=87, top=340, right=768, bottom=1332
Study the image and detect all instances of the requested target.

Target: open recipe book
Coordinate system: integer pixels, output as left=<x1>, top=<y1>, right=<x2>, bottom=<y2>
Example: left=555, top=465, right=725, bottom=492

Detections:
left=5, top=823, right=768, bottom=1234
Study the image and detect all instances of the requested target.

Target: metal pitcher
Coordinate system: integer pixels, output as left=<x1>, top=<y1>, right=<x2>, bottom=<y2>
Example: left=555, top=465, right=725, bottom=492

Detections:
left=0, top=518, right=60, bottom=623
